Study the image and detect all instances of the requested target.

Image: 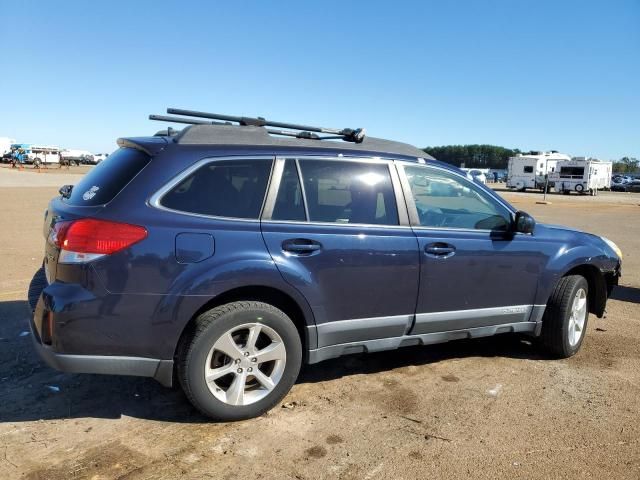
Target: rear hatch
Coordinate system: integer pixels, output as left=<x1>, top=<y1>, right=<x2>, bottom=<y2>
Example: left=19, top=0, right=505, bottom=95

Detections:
left=42, top=147, right=151, bottom=284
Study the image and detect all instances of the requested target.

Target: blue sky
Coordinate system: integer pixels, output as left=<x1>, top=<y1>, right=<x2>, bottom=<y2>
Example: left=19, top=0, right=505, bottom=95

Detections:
left=1, top=0, right=638, bottom=159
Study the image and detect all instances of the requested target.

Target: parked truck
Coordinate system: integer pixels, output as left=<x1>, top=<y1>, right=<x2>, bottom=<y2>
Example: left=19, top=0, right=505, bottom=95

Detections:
left=506, top=151, right=571, bottom=191
left=550, top=158, right=612, bottom=195
left=10, top=144, right=61, bottom=166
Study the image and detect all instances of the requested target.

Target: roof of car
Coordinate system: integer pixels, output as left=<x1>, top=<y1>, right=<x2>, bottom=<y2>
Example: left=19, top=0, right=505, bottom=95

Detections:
left=118, top=124, right=434, bottom=160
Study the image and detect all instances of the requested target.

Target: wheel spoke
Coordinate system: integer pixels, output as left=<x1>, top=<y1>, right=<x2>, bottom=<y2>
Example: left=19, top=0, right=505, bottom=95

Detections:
left=253, top=369, right=276, bottom=391
left=226, top=371, right=247, bottom=405
left=214, top=332, right=243, bottom=359
left=255, top=341, right=286, bottom=364
left=245, top=324, right=262, bottom=352
left=205, top=363, right=235, bottom=384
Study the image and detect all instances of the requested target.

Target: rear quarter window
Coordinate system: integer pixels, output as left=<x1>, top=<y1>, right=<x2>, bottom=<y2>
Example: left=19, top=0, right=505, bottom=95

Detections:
left=64, top=148, right=150, bottom=206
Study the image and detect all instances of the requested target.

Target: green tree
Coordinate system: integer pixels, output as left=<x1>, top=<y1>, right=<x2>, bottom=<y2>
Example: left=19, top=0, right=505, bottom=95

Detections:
left=612, top=157, right=639, bottom=174
left=422, top=144, right=520, bottom=169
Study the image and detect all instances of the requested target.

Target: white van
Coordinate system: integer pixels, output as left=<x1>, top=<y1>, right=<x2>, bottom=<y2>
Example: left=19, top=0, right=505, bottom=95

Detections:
left=550, top=158, right=613, bottom=195
left=506, top=151, right=571, bottom=191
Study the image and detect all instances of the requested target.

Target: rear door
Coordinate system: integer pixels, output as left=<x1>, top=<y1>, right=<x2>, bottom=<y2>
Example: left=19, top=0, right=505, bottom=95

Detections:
left=397, top=162, right=548, bottom=334
left=261, top=157, right=419, bottom=348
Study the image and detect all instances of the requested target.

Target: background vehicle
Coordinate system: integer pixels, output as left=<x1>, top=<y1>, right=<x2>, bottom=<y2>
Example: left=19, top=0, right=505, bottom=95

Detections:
left=550, top=157, right=612, bottom=195
left=11, top=144, right=61, bottom=166
left=460, top=167, right=488, bottom=184
left=0, top=137, right=16, bottom=162
left=611, top=179, right=640, bottom=192
left=92, top=153, right=109, bottom=163
left=506, top=151, right=571, bottom=191
left=60, top=149, right=94, bottom=166
left=29, top=109, right=622, bottom=421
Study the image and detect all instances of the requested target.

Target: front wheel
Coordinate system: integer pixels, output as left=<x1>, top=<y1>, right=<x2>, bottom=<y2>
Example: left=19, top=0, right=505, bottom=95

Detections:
left=540, top=275, right=589, bottom=358
left=178, top=301, right=302, bottom=420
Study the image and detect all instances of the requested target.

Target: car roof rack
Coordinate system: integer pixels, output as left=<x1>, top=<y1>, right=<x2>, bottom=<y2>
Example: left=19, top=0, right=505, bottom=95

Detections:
left=149, top=108, right=366, bottom=143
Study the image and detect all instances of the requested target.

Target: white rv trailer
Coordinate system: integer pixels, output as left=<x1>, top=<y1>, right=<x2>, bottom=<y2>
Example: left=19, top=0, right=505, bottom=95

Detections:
left=550, top=157, right=612, bottom=195
left=506, top=151, right=571, bottom=191
left=0, top=137, right=16, bottom=160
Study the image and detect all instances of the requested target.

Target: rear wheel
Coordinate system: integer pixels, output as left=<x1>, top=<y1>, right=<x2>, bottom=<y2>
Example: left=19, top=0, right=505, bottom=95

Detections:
left=540, top=275, right=589, bottom=358
left=575, top=184, right=584, bottom=194
left=178, top=301, right=302, bottom=420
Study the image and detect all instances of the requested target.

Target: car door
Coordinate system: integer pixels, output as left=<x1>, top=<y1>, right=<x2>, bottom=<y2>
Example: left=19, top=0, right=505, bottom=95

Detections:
left=397, top=162, right=549, bottom=335
left=261, top=157, right=420, bottom=348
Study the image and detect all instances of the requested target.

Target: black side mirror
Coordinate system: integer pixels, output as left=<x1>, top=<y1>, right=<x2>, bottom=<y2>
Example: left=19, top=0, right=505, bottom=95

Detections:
left=59, top=184, right=73, bottom=198
left=514, top=210, right=536, bottom=234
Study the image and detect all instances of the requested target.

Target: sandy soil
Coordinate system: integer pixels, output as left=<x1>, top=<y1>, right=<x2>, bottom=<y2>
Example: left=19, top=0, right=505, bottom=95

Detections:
left=0, top=176, right=638, bottom=479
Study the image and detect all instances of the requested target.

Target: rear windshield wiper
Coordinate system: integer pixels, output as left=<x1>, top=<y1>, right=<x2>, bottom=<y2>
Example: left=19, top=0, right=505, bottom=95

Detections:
left=59, top=184, right=73, bottom=199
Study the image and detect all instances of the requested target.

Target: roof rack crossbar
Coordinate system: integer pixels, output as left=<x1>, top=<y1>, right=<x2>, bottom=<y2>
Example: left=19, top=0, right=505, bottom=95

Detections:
left=165, top=108, right=365, bottom=143
left=149, top=114, right=229, bottom=126
left=150, top=114, right=334, bottom=140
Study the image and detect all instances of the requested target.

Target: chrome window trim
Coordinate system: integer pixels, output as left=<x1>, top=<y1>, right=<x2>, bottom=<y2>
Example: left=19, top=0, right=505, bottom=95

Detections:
left=260, top=218, right=414, bottom=230
left=294, top=159, right=311, bottom=221
left=260, top=158, right=285, bottom=220
left=148, top=155, right=275, bottom=222
left=396, top=161, right=517, bottom=233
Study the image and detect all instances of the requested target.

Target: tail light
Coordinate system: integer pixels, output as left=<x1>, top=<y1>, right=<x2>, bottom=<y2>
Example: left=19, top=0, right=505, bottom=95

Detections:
left=50, top=218, right=147, bottom=264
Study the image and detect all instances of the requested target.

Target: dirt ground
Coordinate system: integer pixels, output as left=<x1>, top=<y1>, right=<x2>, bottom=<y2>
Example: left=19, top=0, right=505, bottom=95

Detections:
left=0, top=170, right=638, bottom=480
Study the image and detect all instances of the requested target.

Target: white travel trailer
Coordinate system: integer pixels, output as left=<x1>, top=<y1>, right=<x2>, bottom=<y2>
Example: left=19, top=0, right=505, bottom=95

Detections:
left=0, top=137, right=16, bottom=158
left=506, top=151, right=571, bottom=191
left=550, top=157, right=612, bottom=195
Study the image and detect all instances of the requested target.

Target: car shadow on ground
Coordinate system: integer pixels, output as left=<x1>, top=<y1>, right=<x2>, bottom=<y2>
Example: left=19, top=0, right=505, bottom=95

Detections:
left=0, top=299, right=547, bottom=424
left=610, top=285, right=640, bottom=304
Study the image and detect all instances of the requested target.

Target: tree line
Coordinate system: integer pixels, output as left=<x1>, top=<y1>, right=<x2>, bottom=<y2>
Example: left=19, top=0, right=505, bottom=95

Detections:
left=422, top=145, right=520, bottom=169
left=423, top=144, right=638, bottom=173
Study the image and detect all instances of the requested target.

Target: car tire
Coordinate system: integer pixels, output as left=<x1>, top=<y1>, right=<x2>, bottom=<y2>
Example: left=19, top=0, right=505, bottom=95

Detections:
left=177, top=301, right=302, bottom=421
left=540, top=275, right=589, bottom=358
left=575, top=184, right=584, bottom=194
left=33, top=158, right=41, bottom=167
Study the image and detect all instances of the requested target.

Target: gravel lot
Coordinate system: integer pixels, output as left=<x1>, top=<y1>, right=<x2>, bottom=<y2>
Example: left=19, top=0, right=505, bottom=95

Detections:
left=0, top=168, right=638, bottom=479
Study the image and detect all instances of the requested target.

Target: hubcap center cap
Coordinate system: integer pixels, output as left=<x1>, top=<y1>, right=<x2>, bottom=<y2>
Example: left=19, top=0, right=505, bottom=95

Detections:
left=238, top=355, right=254, bottom=369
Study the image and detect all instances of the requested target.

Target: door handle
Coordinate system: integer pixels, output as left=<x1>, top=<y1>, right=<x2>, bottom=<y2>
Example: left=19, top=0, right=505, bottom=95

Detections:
left=425, top=243, right=456, bottom=257
left=282, top=239, right=322, bottom=255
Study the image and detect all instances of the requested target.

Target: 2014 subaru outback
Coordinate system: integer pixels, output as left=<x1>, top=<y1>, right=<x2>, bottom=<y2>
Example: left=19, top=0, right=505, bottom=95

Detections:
left=29, top=109, right=622, bottom=421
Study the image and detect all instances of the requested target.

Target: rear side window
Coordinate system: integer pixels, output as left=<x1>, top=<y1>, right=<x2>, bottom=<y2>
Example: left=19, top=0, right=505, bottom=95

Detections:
left=65, top=148, right=150, bottom=205
left=523, top=166, right=534, bottom=173
left=298, top=160, right=398, bottom=225
left=161, top=159, right=272, bottom=219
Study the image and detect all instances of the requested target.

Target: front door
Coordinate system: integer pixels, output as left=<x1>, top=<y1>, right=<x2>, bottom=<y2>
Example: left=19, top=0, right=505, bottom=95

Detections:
left=399, top=163, right=548, bottom=334
left=261, top=158, right=419, bottom=348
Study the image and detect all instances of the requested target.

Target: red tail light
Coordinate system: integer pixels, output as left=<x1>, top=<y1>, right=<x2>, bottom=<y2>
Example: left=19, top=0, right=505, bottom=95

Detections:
left=52, top=218, right=147, bottom=254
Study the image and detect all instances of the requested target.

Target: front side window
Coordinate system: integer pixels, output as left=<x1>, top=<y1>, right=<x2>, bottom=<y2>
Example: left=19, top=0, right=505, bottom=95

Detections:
left=404, top=165, right=511, bottom=231
left=297, top=159, right=398, bottom=225
left=161, top=159, right=272, bottom=219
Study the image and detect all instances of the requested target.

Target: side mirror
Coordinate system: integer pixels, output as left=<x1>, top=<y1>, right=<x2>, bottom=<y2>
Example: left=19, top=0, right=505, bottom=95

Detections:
left=514, top=211, right=536, bottom=234
left=59, top=184, right=73, bottom=198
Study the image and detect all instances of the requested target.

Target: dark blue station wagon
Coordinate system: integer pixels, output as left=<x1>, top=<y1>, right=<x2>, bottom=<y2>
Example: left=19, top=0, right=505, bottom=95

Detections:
left=30, top=111, right=622, bottom=420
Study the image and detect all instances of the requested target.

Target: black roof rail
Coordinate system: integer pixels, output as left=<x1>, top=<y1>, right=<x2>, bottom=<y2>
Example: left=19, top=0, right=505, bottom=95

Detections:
left=149, top=108, right=366, bottom=143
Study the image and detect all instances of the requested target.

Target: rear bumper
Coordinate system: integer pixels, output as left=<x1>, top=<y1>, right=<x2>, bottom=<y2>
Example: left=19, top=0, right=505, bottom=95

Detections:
left=30, top=271, right=175, bottom=387
left=30, top=319, right=174, bottom=387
